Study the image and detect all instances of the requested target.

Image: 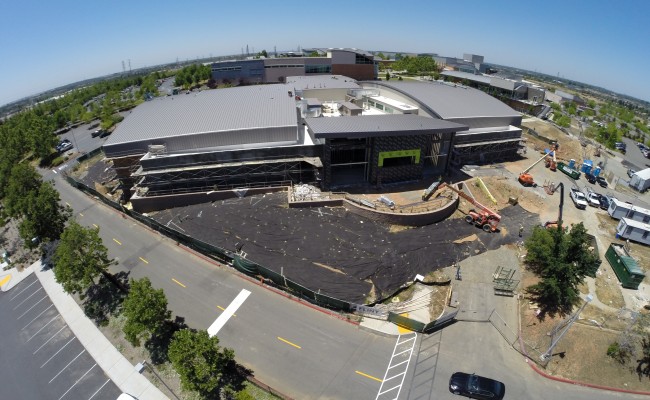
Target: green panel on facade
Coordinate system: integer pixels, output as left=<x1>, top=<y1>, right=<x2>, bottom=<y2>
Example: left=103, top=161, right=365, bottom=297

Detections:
left=378, top=149, right=421, bottom=167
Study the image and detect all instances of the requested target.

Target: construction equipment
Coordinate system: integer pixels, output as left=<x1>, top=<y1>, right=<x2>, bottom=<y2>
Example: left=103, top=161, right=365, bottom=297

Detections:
left=438, top=183, right=502, bottom=232
left=421, top=179, right=442, bottom=201
left=543, top=182, right=564, bottom=230
left=545, top=142, right=558, bottom=171
left=518, top=153, right=551, bottom=187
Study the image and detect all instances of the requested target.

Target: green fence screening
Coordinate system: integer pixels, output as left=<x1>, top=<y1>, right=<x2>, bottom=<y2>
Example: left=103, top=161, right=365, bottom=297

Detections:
left=387, top=312, right=426, bottom=332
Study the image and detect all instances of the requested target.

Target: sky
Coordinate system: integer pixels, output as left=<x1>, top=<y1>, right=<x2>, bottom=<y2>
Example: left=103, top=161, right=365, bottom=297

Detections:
left=1, top=0, right=649, bottom=106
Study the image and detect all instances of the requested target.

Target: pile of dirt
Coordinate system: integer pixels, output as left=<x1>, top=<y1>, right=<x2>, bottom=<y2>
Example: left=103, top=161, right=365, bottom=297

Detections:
left=522, top=119, right=585, bottom=162
left=456, top=176, right=547, bottom=216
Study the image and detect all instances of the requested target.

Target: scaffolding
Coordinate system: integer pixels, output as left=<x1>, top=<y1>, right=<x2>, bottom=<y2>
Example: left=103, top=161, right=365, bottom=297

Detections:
left=452, top=138, right=521, bottom=166
left=493, top=266, right=519, bottom=296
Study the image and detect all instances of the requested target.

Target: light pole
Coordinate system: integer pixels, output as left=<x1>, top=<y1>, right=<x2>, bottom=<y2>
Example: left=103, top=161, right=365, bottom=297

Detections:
left=135, top=360, right=181, bottom=400
left=540, top=294, right=593, bottom=362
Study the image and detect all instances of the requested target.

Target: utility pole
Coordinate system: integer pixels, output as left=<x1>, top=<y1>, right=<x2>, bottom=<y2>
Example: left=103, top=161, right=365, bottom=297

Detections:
left=540, top=294, right=593, bottom=362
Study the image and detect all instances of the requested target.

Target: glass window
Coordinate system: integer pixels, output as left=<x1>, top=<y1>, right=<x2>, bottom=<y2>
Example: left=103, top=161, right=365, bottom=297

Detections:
left=643, top=231, right=649, bottom=239
left=376, top=103, right=384, bottom=110
left=385, top=107, right=392, bottom=114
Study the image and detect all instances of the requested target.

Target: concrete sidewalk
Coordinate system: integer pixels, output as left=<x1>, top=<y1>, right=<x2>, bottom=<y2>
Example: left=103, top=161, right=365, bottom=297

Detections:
left=31, top=261, right=169, bottom=400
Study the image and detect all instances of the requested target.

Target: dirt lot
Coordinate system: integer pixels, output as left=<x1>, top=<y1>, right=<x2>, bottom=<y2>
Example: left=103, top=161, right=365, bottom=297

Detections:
left=522, top=118, right=602, bottom=162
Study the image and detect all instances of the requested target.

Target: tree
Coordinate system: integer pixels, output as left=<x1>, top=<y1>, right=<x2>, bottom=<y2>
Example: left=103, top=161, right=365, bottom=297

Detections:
left=524, top=224, right=599, bottom=319
left=19, top=181, right=71, bottom=246
left=385, top=71, right=390, bottom=81
left=53, top=221, right=116, bottom=294
left=4, top=163, right=42, bottom=217
left=122, top=277, right=171, bottom=346
left=376, top=52, right=386, bottom=60
left=168, top=329, right=235, bottom=397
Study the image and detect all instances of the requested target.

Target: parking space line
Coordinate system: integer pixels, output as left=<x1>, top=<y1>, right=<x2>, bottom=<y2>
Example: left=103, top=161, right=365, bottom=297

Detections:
left=57, top=363, right=96, bottom=400
left=87, top=378, right=111, bottom=400
left=10, top=278, right=38, bottom=301
left=17, top=295, right=48, bottom=319
left=22, top=303, right=54, bottom=329
left=34, top=326, right=67, bottom=354
left=112, top=238, right=122, bottom=245
left=139, top=257, right=149, bottom=264
left=79, top=213, right=84, bottom=217
left=27, top=314, right=60, bottom=342
left=13, top=286, right=44, bottom=310
left=49, top=349, right=86, bottom=383
left=41, top=337, right=75, bottom=367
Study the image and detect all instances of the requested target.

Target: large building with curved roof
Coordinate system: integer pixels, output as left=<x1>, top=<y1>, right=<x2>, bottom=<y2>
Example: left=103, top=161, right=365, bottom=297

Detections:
left=104, top=74, right=522, bottom=212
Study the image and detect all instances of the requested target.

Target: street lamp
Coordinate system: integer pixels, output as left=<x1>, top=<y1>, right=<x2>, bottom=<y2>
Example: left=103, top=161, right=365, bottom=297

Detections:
left=540, top=294, right=593, bottom=362
left=135, top=360, right=181, bottom=400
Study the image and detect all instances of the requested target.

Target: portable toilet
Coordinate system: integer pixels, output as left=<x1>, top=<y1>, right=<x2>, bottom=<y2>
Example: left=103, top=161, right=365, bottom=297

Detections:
left=605, top=243, right=645, bottom=289
left=581, top=160, right=593, bottom=174
left=593, top=166, right=602, bottom=177
left=568, top=159, right=576, bottom=169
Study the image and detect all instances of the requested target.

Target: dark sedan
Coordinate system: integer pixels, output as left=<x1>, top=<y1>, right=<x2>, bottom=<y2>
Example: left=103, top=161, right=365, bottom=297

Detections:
left=585, top=173, right=596, bottom=184
left=599, top=195, right=610, bottom=210
left=449, top=372, right=505, bottom=400
left=596, top=176, right=608, bottom=188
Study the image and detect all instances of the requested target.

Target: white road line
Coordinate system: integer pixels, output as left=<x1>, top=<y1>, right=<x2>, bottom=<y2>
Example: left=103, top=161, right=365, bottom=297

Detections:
left=22, top=303, right=54, bottom=329
left=13, top=286, right=44, bottom=310
left=49, top=349, right=86, bottom=383
left=34, top=326, right=67, bottom=355
left=10, top=278, right=39, bottom=301
left=58, top=363, right=96, bottom=400
left=207, top=289, right=250, bottom=337
left=41, top=337, right=76, bottom=367
left=27, top=314, right=60, bottom=342
left=17, top=295, right=49, bottom=320
left=375, top=332, right=418, bottom=400
left=87, top=378, right=111, bottom=400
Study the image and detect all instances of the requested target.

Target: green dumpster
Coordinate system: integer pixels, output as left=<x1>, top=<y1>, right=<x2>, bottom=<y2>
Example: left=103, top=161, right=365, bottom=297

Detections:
left=605, top=243, right=645, bottom=289
left=557, top=162, right=581, bottom=180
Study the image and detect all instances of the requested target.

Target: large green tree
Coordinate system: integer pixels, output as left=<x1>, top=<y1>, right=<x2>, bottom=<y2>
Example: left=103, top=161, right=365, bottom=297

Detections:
left=53, top=221, right=115, bottom=294
left=168, top=329, right=235, bottom=397
left=4, top=163, right=42, bottom=217
left=524, top=223, right=599, bottom=319
left=19, top=181, right=71, bottom=246
left=122, top=277, right=171, bottom=346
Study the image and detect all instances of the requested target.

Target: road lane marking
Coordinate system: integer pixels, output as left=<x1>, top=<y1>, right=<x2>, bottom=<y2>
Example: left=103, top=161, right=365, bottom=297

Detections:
left=49, top=349, right=86, bottom=383
left=10, top=278, right=38, bottom=301
left=139, top=257, right=149, bottom=264
left=112, top=238, right=122, bottom=245
left=92, top=224, right=98, bottom=228
left=207, top=289, right=250, bottom=337
left=18, top=296, right=48, bottom=320
left=22, top=303, right=54, bottom=329
left=65, top=202, right=71, bottom=207
left=277, top=337, right=301, bottom=349
left=27, top=314, right=59, bottom=342
left=172, top=278, right=186, bottom=288
left=355, top=370, right=382, bottom=382
left=14, top=286, right=44, bottom=310
left=217, top=305, right=236, bottom=316
left=79, top=213, right=84, bottom=217
left=58, top=363, right=96, bottom=400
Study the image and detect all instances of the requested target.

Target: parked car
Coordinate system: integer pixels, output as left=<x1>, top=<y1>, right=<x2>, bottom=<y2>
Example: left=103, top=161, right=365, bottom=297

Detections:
left=598, top=195, right=610, bottom=210
left=56, top=139, right=73, bottom=153
left=587, top=192, right=601, bottom=207
left=585, top=173, right=596, bottom=184
left=449, top=372, right=505, bottom=400
left=91, top=129, right=103, bottom=138
left=596, top=176, right=608, bottom=188
left=628, top=169, right=637, bottom=178
left=99, top=129, right=112, bottom=138
left=570, top=187, right=588, bottom=209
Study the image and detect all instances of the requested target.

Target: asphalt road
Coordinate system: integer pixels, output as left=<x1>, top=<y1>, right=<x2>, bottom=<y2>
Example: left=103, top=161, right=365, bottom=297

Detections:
left=43, top=162, right=650, bottom=399
left=0, top=276, right=122, bottom=400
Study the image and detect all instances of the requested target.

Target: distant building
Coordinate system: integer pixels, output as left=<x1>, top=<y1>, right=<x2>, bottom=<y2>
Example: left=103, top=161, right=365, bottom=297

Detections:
left=211, top=48, right=377, bottom=84
left=548, top=89, right=585, bottom=105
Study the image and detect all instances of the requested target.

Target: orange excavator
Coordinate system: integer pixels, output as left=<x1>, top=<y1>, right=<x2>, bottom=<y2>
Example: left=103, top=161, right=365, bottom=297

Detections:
left=438, top=183, right=501, bottom=232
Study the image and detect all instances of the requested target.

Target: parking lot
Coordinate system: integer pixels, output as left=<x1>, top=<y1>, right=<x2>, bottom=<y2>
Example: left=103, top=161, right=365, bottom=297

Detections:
left=0, top=275, right=122, bottom=400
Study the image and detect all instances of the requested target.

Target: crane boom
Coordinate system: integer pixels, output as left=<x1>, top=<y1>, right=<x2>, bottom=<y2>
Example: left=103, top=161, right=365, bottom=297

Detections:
left=438, top=182, right=502, bottom=233
left=522, top=153, right=551, bottom=175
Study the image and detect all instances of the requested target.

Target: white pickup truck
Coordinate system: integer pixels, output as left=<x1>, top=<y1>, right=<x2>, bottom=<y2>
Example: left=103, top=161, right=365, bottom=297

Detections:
left=570, top=188, right=588, bottom=209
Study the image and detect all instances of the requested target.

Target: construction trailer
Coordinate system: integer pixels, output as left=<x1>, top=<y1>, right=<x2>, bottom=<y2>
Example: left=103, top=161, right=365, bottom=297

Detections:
left=605, top=243, right=645, bottom=289
left=629, top=168, right=650, bottom=193
left=608, top=198, right=650, bottom=222
left=616, top=218, right=650, bottom=246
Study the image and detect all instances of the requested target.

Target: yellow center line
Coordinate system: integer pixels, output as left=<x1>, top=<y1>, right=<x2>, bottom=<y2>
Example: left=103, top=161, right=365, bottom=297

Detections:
left=277, top=337, right=301, bottom=349
left=217, top=306, right=236, bottom=316
left=355, top=370, right=383, bottom=382
left=172, top=278, right=186, bottom=288
left=65, top=202, right=71, bottom=207
left=113, top=238, right=122, bottom=245
left=139, top=257, right=149, bottom=264
left=92, top=224, right=98, bottom=228
left=79, top=213, right=84, bottom=217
